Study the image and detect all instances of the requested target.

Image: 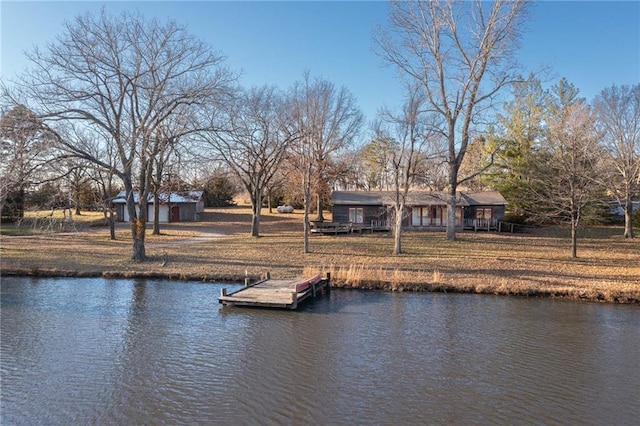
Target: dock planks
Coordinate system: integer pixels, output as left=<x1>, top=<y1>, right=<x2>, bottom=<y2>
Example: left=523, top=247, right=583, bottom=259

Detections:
left=218, top=274, right=330, bottom=310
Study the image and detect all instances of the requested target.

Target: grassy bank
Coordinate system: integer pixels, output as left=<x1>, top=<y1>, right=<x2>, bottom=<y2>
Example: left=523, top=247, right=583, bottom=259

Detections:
left=1, top=206, right=639, bottom=304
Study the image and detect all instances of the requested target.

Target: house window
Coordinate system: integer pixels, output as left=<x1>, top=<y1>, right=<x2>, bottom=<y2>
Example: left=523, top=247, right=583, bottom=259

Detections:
left=432, top=207, right=442, bottom=226
left=476, top=208, right=493, bottom=220
left=412, top=207, right=421, bottom=226
left=348, top=207, right=364, bottom=224
left=412, top=207, right=431, bottom=226
left=437, top=207, right=462, bottom=226
left=422, top=207, right=430, bottom=225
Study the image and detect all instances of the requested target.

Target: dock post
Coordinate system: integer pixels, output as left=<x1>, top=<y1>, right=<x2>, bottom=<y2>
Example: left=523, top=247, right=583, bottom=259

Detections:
left=220, top=288, right=227, bottom=297
left=326, top=272, right=331, bottom=293
left=245, top=277, right=250, bottom=287
left=266, top=271, right=271, bottom=280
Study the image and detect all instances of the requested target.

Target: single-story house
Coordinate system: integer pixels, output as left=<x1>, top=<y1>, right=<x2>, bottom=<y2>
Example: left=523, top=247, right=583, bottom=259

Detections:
left=112, top=191, right=204, bottom=223
left=331, top=190, right=508, bottom=231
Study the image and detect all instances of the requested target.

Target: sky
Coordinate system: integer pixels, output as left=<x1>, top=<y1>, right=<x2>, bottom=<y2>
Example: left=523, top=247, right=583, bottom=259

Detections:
left=1, top=1, right=639, bottom=133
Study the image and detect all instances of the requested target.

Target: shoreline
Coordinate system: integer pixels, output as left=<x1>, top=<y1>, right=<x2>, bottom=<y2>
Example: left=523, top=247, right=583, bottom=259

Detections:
left=3, top=267, right=638, bottom=304
left=2, top=207, right=639, bottom=306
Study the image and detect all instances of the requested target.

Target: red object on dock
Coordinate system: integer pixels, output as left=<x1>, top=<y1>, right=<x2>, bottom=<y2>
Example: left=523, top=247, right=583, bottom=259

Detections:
left=292, top=274, right=321, bottom=292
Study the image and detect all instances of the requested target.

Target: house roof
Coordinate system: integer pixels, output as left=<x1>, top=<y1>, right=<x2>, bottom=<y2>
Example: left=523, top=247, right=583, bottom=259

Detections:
left=112, top=191, right=204, bottom=204
left=461, top=191, right=508, bottom=206
left=331, top=190, right=506, bottom=207
left=388, top=191, right=468, bottom=206
left=330, top=191, right=385, bottom=206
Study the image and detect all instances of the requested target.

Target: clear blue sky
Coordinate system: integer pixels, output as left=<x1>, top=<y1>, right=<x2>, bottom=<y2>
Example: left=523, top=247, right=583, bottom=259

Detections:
left=1, top=1, right=639, bottom=133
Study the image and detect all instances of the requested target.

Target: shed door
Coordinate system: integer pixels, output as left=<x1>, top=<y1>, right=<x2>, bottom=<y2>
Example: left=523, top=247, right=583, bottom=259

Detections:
left=171, top=205, right=180, bottom=222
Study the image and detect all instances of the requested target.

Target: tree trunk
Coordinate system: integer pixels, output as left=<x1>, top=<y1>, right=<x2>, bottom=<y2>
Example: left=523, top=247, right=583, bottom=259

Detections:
left=251, top=190, right=261, bottom=238
left=393, top=204, right=403, bottom=255
left=74, top=190, right=81, bottom=216
left=571, top=217, right=578, bottom=259
left=109, top=209, right=115, bottom=240
left=301, top=163, right=312, bottom=254
left=132, top=220, right=146, bottom=262
left=127, top=186, right=147, bottom=262
left=303, top=187, right=311, bottom=254
left=624, top=195, right=634, bottom=238
left=316, top=193, right=325, bottom=222
left=152, top=192, right=160, bottom=235
left=446, top=186, right=458, bottom=241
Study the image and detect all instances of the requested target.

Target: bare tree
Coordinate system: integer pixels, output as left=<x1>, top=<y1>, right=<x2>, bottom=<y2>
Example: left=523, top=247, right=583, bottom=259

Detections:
left=359, top=135, right=399, bottom=191
left=88, top=163, right=119, bottom=239
left=528, top=80, right=603, bottom=259
left=150, top=137, right=178, bottom=236
left=59, top=158, right=92, bottom=216
left=379, top=85, right=439, bottom=254
left=3, top=9, right=235, bottom=261
left=149, top=114, right=191, bottom=236
left=376, top=0, right=530, bottom=240
left=203, top=86, right=296, bottom=237
left=594, top=84, right=640, bottom=238
left=0, top=105, right=55, bottom=220
left=289, top=72, right=364, bottom=253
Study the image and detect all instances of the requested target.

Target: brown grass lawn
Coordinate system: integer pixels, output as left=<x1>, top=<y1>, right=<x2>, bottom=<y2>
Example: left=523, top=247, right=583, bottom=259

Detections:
left=2, top=206, right=639, bottom=303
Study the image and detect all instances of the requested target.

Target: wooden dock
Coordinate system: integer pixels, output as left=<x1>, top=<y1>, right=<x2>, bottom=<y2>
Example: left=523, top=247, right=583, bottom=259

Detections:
left=218, top=273, right=330, bottom=310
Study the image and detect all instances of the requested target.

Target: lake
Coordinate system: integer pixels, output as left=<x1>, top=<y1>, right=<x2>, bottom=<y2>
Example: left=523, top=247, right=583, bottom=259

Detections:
left=1, top=277, right=638, bottom=425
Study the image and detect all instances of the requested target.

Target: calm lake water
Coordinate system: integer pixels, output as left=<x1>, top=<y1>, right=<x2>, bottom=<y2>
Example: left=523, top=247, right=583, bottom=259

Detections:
left=1, top=277, right=639, bottom=425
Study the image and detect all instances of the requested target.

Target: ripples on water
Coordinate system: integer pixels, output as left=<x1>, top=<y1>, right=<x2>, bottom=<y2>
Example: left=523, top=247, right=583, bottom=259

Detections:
left=1, top=277, right=639, bottom=425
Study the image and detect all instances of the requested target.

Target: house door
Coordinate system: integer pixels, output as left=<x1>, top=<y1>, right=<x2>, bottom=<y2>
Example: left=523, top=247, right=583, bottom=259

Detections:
left=171, top=206, right=180, bottom=222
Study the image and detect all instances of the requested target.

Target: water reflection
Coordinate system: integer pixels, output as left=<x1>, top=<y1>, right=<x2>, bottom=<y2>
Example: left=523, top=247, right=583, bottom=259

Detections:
left=1, top=278, right=639, bottom=425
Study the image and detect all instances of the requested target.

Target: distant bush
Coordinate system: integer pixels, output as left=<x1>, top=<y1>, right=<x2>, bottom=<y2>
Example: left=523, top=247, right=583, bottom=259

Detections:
left=503, top=213, right=528, bottom=225
left=1, top=188, right=25, bottom=222
left=202, top=176, right=237, bottom=207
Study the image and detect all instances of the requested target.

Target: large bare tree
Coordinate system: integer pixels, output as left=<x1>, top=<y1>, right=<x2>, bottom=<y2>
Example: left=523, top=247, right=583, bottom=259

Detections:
left=376, top=0, right=530, bottom=240
left=289, top=72, right=364, bottom=253
left=594, top=84, right=640, bottom=238
left=203, top=85, right=296, bottom=237
left=3, top=9, right=235, bottom=261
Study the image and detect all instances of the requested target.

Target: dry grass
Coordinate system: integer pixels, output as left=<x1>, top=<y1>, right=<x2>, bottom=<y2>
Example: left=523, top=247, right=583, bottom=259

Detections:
left=2, top=206, right=639, bottom=303
left=22, top=209, right=106, bottom=222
